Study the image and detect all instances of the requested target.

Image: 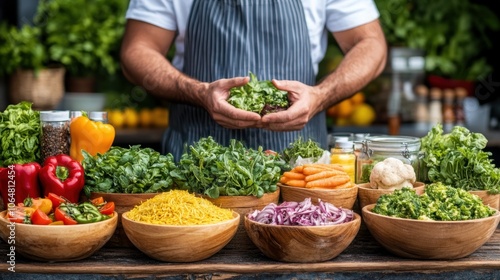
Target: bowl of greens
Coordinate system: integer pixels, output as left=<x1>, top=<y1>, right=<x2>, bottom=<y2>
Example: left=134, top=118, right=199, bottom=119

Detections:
left=362, top=182, right=500, bottom=259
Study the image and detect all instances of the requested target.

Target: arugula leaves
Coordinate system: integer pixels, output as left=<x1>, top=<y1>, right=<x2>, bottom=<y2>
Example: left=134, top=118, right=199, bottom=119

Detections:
left=0, top=101, right=41, bottom=166
left=227, top=72, right=289, bottom=116
left=282, top=138, right=325, bottom=163
left=171, top=137, right=288, bottom=198
left=82, top=145, right=177, bottom=196
left=421, top=124, right=500, bottom=194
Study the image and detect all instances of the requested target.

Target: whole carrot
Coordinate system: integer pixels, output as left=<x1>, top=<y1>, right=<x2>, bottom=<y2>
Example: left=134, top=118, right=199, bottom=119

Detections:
left=305, top=170, right=345, bottom=182
left=305, top=175, right=350, bottom=189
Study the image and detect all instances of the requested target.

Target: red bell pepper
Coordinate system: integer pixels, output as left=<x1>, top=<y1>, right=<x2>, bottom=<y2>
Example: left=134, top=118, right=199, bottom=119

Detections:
left=39, top=154, right=85, bottom=203
left=0, top=163, right=42, bottom=208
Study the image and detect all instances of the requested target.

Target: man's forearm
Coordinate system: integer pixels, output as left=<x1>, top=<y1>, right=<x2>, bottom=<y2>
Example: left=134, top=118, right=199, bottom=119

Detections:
left=317, top=39, right=386, bottom=111
left=121, top=46, right=207, bottom=106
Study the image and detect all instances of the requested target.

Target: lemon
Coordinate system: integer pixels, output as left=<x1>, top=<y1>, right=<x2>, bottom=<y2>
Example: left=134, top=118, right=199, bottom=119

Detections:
left=139, top=108, right=153, bottom=127
left=108, top=109, right=125, bottom=129
left=349, top=103, right=376, bottom=126
left=152, top=107, right=169, bottom=127
left=123, top=107, right=140, bottom=128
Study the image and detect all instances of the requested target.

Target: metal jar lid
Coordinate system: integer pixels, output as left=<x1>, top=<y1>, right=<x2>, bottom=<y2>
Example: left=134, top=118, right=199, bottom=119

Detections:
left=40, top=110, right=70, bottom=122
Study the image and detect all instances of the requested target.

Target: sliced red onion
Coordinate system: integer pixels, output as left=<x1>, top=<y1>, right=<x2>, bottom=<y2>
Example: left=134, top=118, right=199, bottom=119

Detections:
left=247, top=198, right=354, bottom=226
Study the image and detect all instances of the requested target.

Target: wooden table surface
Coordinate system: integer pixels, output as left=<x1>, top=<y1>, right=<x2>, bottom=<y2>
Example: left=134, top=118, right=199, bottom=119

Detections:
left=1, top=220, right=499, bottom=279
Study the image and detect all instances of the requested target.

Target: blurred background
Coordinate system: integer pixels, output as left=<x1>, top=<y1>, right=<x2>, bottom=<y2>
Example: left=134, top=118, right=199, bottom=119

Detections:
left=0, top=0, right=499, bottom=149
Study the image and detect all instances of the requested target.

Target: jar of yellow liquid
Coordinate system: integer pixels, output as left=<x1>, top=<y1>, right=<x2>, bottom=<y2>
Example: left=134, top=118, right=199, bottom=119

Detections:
left=330, top=141, right=356, bottom=183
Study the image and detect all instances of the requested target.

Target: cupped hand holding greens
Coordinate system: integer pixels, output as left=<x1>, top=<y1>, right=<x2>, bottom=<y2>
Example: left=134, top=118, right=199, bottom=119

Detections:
left=227, top=72, right=289, bottom=116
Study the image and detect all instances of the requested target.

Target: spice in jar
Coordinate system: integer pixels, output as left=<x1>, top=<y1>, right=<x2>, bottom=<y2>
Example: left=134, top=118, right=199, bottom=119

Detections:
left=40, top=111, right=70, bottom=163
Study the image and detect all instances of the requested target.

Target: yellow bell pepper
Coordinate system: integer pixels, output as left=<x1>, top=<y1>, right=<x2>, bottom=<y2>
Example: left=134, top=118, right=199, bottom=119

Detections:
left=70, top=115, right=115, bottom=162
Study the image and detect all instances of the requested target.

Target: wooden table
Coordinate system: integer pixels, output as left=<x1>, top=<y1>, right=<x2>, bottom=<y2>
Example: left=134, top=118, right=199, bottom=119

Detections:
left=1, top=221, right=499, bottom=279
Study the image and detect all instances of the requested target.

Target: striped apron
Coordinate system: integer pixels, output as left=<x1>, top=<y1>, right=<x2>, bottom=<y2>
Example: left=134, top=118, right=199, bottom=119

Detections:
left=162, top=0, right=327, bottom=161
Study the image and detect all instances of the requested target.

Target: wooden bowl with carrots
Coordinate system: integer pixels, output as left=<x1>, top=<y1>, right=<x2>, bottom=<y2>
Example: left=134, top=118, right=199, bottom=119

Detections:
left=279, top=164, right=358, bottom=209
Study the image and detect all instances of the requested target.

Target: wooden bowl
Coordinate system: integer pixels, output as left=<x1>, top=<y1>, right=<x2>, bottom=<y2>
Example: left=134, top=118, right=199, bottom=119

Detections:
left=0, top=210, right=118, bottom=262
left=357, top=182, right=426, bottom=210
left=244, top=212, right=361, bottom=262
left=278, top=183, right=358, bottom=209
left=90, top=192, right=159, bottom=247
left=362, top=204, right=500, bottom=259
left=469, top=190, right=500, bottom=210
left=199, top=189, right=281, bottom=249
left=122, top=211, right=240, bottom=262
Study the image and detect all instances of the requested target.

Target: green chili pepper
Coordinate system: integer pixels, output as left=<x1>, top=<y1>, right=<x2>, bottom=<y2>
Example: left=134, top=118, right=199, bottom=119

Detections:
left=74, top=211, right=104, bottom=224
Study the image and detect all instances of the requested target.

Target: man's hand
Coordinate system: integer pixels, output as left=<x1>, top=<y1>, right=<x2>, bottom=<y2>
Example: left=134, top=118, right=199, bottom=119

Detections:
left=260, top=79, right=323, bottom=131
left=203, top=76, right=263, bottom=129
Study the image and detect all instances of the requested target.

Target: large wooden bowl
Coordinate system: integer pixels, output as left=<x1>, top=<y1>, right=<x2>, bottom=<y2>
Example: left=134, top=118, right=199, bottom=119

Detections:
left=357, top=182, right=426, bottom=210
left=279, top=183, right=358, bottom=209
left=0, top=210, right=118, bottom=262
left=122, top=211, right=239, bottom=262
left=362, top=204, right=500, bottom=259
left=90, top=192, right=159, bottom=247
left=244, top=212, right=361, bottom=263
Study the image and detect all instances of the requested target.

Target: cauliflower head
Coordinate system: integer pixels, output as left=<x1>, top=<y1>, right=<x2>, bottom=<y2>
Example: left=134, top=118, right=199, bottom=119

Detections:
left=369, top=157, right=416, bottom=190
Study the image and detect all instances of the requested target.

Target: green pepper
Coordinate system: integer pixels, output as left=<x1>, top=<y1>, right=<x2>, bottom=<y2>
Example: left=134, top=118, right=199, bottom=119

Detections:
left=74, top=212, right=104, bottom=224
left=78, top=202, right=100, bottom=213
left=59, top=203, right=81, bottom=217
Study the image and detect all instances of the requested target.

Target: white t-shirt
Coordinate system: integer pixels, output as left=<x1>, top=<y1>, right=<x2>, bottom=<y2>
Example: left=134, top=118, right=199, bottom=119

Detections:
left=126, top=0, right=380, bottom=75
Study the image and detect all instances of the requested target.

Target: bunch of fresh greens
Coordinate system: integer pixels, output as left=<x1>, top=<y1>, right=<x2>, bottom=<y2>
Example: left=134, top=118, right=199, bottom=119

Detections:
left=82, top=145, right=177, bottom=196
left=421, top=124, right=500, bottom=194
left=228, top=72, right=289, bottom=116
left=373, top=182, right=495, bottom=220
left=171, top=137, right=288, bottom=198
left=282, top=138, right=325, bottom=163
left=0, top=102, right=41, bottom=166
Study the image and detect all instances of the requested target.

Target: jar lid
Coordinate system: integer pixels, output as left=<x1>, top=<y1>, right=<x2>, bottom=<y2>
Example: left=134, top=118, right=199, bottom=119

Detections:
left=40, top=111, right=70, bottom=122
left=365, top=135, right=421, bottom=152
left=335, top=140, right=353, bottom=149
left=89, top=111, right=108, bottom=122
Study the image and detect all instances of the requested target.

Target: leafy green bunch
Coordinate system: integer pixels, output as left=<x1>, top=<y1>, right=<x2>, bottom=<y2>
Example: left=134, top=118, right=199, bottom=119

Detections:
left=375, top=0, right=499, bottom=80
left=171, top=137, right=288, bottom=198
left=421, top=124, right=500, bottom=194
left=282, top=138, right=325, bottom=163
left=0, top=23, right=48, bottom=76
left=228, top=72, right=289, bottom=116
left=373, top=182, right=495, bottom=221
left=0, top=102, right=41, bottom=166
left=82, top=145, right=177, bottom=196
left=35, top=0, right=128, bottom=76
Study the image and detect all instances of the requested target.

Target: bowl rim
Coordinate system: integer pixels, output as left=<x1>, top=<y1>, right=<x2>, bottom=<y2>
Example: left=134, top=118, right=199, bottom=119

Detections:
left=244, top=211, right=361, bottom=229
left=362, top=204, right=500, bottom=224
left=121, top=210, right=240, bottom=227
left=357, top=181, right=426, bottom=191
left=0, top=210, right=118, bottom=227
left=277, top=182, right=358, bottom=192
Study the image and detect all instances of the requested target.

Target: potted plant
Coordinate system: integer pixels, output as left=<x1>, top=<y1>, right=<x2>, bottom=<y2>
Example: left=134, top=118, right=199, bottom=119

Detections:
left=35, top=0, right=128, bottom=93
left=375, top=0, right=500, bottom=95
left=0, top=22, right=65, bottom=110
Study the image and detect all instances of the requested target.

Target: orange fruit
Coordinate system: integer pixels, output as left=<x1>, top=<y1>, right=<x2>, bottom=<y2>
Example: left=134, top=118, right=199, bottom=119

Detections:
left=335, top=99, right=354, bottom=118
left=139, top=108, right=153, bottom=127
left=350, top=92, right=365, bottom=105
left=123, top=107, right=139, bottom=128
left=326, top=105, right=337, bottom=118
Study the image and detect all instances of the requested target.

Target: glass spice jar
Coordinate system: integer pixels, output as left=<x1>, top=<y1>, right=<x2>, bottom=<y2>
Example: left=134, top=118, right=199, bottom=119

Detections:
left=40, top=111, right=70, bottom=163
left=356, top=135, right=423, bottom=184
left=89, top=111, right=108, bottom=123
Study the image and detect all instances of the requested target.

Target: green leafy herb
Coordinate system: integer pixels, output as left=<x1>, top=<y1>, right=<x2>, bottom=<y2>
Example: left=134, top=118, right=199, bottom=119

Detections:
left=0, top=102, right=41, bottom=166
left=171, top=137, right=288, bottom=198
left=282, top=138, right=325, bottom=163
left=421, top=124, right=500, bottom=194
left=228, top=72, right=289, bottom=116
left=373, top=182, right=495, bottom=221
left=82, top=145, right=177, bottom=196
